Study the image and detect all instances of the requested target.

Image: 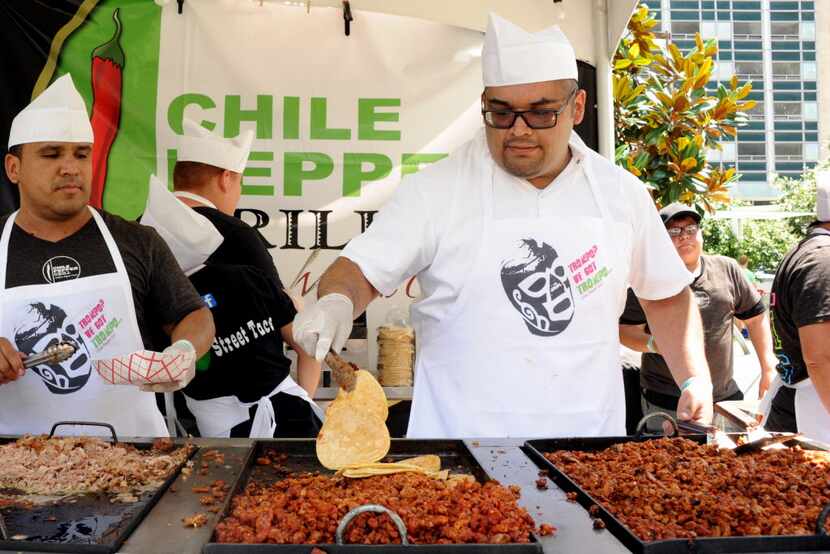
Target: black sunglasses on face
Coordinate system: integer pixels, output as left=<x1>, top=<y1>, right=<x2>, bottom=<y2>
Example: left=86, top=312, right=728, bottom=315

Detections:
left=481, top=86, right=578, bottom=130
left=667, top=223, right=701, bottom=238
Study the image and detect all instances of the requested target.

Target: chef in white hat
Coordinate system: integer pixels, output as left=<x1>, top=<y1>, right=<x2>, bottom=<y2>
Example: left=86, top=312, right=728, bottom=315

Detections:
left=141, top=123, right=322, bottom=438
left=0, top=74, right=215, bottom=437
left=292, top=14, right=713, bottom=438
left=762, top=171, right=830, bottom=442
left=170, top=120, right=283, bottom=282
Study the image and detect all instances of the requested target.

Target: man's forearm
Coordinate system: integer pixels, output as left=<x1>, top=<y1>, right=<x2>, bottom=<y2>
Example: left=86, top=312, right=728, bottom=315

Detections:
left=799, top=322, right=830, bottom=417
left=640, top=288, right=710, bottom=385
left=619, top=324, right=651, bottom=353
left=317, top=257, right=379, bottom=317
left=170, top=307, right=215, bottom=357
left=746, top=312, right=779, bottom=372
left=297, top=352, right=321, bottom=397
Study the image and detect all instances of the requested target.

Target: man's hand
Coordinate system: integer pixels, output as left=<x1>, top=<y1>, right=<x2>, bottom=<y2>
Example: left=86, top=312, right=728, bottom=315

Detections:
left=0, top=338, right=25, bottom=385
left=292, top=293, right=354, bottom=361
left=140, top=340, right=197, bottom=393
left=676, top=377, right=714, bottom=424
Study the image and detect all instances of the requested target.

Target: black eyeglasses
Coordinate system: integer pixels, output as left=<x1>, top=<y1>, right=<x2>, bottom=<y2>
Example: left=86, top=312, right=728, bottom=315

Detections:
left=667, top=224, right=700, bottom=238
left=481, top=87, right=578, bottom=130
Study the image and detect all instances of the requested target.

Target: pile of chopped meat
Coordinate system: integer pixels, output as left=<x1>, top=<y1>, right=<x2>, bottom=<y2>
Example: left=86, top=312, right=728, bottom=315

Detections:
left=0, top=435, right=193, bottom=497
left=545, top=437, right=830, bottom=540
left=215, top=471, right=538, bottom=544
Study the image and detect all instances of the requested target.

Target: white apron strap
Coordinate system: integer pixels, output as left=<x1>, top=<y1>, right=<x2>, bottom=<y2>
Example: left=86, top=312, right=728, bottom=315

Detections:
left=174, top=191, right=218, bottom=209
left=0, top=211, right=20, bottom=290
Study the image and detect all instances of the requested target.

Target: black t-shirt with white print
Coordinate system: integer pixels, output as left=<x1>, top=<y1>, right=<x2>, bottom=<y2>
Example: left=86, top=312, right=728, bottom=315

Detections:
left=0, top=210, right=204, bottom=351
left=183, top=263, right=297, bottom=403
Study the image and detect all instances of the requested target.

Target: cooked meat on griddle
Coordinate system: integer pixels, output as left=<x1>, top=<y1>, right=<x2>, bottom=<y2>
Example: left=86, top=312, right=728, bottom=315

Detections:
left=0, top=435, right=192, bottom=497
left=215, top=471, right=538, bottom=544
left=544, top=438, right=830, bottom=540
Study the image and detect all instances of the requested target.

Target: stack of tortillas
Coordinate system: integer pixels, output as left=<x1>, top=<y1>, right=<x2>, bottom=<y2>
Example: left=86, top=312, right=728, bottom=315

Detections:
left=377, top=326, right=414, bottom=386
left=316, top=369, right=391, bottom=470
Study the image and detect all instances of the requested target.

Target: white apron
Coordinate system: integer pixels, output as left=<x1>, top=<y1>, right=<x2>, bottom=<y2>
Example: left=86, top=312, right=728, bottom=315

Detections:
left=760, top=375, right=830, bottom=443
left=0, top=208, right=167, bottom=437
left=407, top=156, right=631, bottom=438
left=184, top=375, right=323, bottom=438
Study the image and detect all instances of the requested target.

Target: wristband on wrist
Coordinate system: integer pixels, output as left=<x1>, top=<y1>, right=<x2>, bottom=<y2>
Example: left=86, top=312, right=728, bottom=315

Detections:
left=679, top=376, right=711, bottom=393
left=646, top=335, right=657, bottom=354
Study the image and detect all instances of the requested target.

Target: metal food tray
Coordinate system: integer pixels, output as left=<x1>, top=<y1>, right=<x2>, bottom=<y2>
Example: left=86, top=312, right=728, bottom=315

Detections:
left=524, top=435, right=830, bottom=554
left=203, top=439, right=543, bottom=553
left=0, top=424, right=196, bottom=553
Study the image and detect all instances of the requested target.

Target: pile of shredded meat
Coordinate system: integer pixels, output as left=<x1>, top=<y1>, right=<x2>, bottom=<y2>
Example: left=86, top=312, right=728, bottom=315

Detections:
left=544, top=437, right=830, bottom=540
left=0, top=435, right=192, bottom=497
left=215, top=471, right=539, bottom=544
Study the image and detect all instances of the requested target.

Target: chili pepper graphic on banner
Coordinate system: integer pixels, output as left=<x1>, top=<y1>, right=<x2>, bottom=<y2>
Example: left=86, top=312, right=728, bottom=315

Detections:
left=89, top=9, right=125, bottom=210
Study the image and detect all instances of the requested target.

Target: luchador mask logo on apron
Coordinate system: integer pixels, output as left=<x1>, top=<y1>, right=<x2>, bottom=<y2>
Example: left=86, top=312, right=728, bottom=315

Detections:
left=500, top=239, right=575, bottom=337
left=12, top=302, right=91, bottom=394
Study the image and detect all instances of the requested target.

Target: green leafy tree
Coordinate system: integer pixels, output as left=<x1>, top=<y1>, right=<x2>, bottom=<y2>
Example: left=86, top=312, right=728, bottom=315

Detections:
left=701, top=164, right=830, bottom=272
left=613, top=4, right=756, bottom=212
left=775, top=161, right=830, bottom=237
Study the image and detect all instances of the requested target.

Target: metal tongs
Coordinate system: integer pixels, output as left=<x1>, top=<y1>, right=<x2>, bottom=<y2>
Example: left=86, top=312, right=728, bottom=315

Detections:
left=23, top=342, right=76, bottom=369
left=324, top=349, right=357, bottom=392
left=0, top=509, right=7, bottom=540
left=677, top=419, right=738, bottom=448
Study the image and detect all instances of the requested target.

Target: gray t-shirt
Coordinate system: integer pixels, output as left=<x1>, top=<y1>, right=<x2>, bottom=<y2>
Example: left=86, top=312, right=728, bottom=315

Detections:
left=620, top=254, right=764, bottom=400
left=0, top=210, right=204, bottom=351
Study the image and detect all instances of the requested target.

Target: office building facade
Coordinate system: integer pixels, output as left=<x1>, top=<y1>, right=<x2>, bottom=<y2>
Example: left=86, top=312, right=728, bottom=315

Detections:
left=644, top=0, right=827, bottom=201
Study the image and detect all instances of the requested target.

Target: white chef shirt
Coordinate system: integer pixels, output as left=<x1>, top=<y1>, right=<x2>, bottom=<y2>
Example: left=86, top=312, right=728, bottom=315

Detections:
left=342, top=129, right=692, bottom=326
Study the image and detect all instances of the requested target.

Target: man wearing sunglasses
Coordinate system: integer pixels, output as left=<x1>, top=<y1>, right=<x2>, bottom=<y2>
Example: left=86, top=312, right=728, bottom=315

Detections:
left=620, top=204, right=778, bottom=431
left=292, top=14, right=713, bottom=438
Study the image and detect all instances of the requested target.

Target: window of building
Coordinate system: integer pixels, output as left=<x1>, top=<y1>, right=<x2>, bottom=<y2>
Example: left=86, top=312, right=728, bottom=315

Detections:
left=803, top=102, right=818, bottom=121
left=732, top=21, right=762, bottom=38
left=775, top=143, right=802, bottom=158
left=802, top=62, right=817, bottom=80
left=736, top=61, right=763, bottom=76
left=703, top=21, right=733, bottom=40
left=772, top=62, right=800, bottom=77
left=673, top=21, right=700, bottom=35
left=747, top=102, right=764, bottom=118
left=738, top=143, right=766, bottom=158
left=774, top=102, right=801, bottom=117
left=770, top=21, right=799, bottom=37
left=801, top=21, right=816, bottom=40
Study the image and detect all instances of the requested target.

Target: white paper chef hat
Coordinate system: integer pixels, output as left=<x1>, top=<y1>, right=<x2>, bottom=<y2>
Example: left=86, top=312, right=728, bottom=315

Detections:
left=8, top=74, right=94, bottom=148
left=141, top=174, right=224, bottom=276
left=482, top=13, right=578, bottom=87
left=817, top=171, right=830, bottom=222
left=177, top=119, right=254, bottom=174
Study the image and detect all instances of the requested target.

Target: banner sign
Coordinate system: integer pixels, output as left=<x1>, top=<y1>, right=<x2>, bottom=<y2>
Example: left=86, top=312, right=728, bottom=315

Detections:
left=10, top=0, right=484, bottom=369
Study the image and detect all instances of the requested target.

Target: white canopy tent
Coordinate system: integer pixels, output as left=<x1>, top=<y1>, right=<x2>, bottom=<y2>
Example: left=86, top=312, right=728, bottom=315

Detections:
left=190, top=0, right=641, bottom=156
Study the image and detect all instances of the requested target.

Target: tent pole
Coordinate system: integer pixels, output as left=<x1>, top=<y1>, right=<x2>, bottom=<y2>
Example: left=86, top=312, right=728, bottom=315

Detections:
left=593, top=0, right=614, bottom=159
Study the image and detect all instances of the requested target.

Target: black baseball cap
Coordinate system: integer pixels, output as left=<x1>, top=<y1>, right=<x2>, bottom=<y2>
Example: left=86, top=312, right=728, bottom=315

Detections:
left=659, top=203, right=702, bottom=225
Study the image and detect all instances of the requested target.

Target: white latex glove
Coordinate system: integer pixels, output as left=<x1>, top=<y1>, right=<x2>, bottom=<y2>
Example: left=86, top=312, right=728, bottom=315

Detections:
left=292, top=293, right=354, bottom=361
left=140, top=339, right=197, bottom=393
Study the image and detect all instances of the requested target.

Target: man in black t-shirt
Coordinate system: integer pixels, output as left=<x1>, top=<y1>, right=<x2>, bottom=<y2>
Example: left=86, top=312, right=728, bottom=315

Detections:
left=0, top=74, right=214, bottom=437
left=765, top=179, right=830, bottom=441
left=145, top=119, right=321, bottom=437
left=620, top=204, right=778, bottom=431
left=184, top=263, right=322, bottom=437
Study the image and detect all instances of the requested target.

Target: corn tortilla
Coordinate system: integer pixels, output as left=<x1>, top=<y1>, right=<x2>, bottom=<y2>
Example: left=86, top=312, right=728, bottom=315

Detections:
left=316, top=406, right=390, bottom=470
